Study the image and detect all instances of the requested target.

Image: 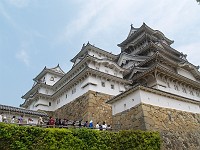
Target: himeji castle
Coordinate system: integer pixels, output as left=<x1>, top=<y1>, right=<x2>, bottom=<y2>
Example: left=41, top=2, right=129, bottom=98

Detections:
left=21, top=24, right=200, bottom=148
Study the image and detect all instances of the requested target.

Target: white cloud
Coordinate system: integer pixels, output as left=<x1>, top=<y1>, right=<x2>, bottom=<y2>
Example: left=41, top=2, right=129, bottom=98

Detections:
left=176, top=42, right=200, bottom=66
left=16, top=42, right=30, bottom=66
left=0, top=2, right=18, bottom=28
left=6, top=0, right=30, bottom=8
left=56, top=0, right=114, bottom=43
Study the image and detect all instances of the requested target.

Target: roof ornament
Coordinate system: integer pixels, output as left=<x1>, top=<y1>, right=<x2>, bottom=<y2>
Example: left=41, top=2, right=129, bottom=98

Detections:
left=130, top=24, right=134, bottom=29
left=180, top=52, right=187, bottom=61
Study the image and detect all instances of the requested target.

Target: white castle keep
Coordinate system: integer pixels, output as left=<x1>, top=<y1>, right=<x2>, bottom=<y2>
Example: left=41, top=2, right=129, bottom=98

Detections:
left=21, top=23, right=200, bottom=120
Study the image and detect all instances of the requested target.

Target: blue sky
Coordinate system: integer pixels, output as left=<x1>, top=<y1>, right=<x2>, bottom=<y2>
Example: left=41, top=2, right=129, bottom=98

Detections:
left=0, top=0, right=199, bottom=107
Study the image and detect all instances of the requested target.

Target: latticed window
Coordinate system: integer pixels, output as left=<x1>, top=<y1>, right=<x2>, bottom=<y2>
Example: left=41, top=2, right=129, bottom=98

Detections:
left=182, top=87, right=187, bottom=93
left=174, top=85, right=178, bottom=91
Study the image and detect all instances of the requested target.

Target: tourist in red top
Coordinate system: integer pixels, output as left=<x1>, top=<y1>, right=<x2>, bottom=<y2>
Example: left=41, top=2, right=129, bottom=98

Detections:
left=48, top=116, right=55, bottom=127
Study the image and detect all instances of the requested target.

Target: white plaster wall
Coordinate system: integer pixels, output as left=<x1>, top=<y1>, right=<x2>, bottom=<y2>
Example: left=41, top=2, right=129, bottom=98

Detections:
left=112, top=89, right=200, bottom=115
left=111, top=90, right=141, bottom=115
left=28, top=98, right=54, bottom=112
left=53, top=79, right=90, bottom=110
left=88, top=62, right=123, bottom=78
left=42, top=73, right=61, bottom=86
left=155, top=78, right=200, bottom=102
left=38, top=87, right=54, bottom=95
left=140, top=90, right=200, bottom=113
left=53, top=76, right=126, bottom=110
left=177, top=68, right=196, bottom=81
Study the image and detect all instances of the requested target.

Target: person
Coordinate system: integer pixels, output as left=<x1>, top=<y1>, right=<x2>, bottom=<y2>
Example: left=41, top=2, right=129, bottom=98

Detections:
left=99, top=124, right=103, bottom=131
left=3, top=115, right=7, bottom=123
left=0, top=113, right=3, bottom=122
left=102, top=121, right=107, bottom=130
left=107, top=125, right=111, bottom=130
left=28, top=118, right=34, bottom=124
left=78, top=120, right=82, bottom=128
left=55, top=118, right=59, bottom=126
left=58, top=119, right=62, bottom=126
left=38, top=116, right=44, bottom=125
left=48, top=116, right=55, bottom=127
left=96, top=122, right=99, bottom=130
left=18, top=115, right=23, bottom=124
left=89, top=120, right=93, bottom=128
left=83, top=121, right=88, bottom=127
left=11, top=116, right=16, bottom=123
left=62, top=119, right=68, bottom=127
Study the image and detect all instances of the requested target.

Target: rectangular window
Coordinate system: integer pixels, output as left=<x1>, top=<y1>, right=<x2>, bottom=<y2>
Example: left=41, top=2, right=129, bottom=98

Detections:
left=167, top=82, right=170, bottom=88
left=49, top=102, right=51, bottom=106
left=196, top=92, right=200, bottom=97
left=124, top=103, right=126, bottom=110
left=111, top=84, right=114, bottom=89
left=190, top=90, right=194, bottom=95
left=57, top=99, right=60, bottom=104
left=72, top=88, right=76, bottom=94
left=101, top=82, right=105, bottom=87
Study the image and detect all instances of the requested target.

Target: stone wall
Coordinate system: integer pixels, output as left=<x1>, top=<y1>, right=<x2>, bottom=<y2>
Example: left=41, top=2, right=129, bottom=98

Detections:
left=53, top=90, right=113, bottom=125
left=112, top=104, right=146, bottom=130
left=112, top=103, right=200, bottom=150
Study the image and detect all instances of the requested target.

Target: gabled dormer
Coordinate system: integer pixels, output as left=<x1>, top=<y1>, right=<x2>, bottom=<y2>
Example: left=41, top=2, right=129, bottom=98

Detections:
left=33, top=64, right=65, bottom=86
left=71, top=42, right=118, bottom=67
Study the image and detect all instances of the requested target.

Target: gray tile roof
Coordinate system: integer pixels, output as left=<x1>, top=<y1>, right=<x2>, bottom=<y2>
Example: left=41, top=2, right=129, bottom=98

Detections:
left=0, top=104, right=48, bottom=117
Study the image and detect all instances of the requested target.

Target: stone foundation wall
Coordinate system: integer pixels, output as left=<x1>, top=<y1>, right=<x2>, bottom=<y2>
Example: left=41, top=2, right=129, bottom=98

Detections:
left=112, top=104, right=146, bottom=130
left=54, top=90, right=113, bottom=125
left=112, top=103, right=200, bottom=150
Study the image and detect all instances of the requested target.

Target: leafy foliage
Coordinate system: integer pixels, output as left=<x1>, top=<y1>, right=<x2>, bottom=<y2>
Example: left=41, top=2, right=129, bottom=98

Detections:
left=0, top=123, right=160, bottom=150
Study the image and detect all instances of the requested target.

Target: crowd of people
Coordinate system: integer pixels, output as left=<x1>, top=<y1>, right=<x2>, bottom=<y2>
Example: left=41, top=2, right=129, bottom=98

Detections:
left=46, top=117, right=112, bottom=130
left=0, top=113, right=112, bottom=130
left=0, top=113, right=43, bottom=125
